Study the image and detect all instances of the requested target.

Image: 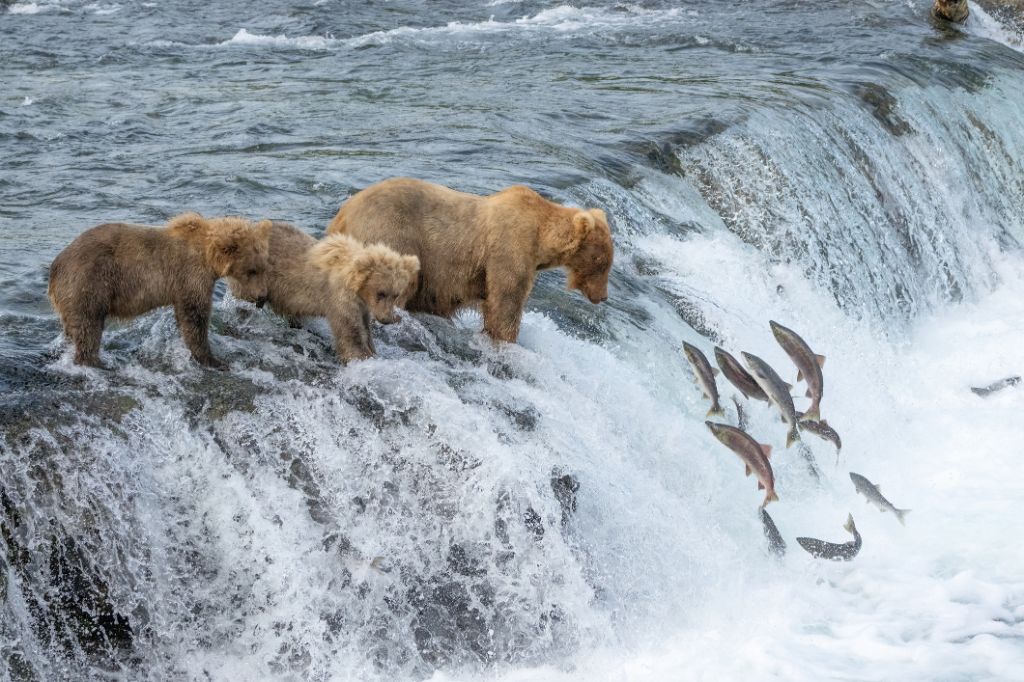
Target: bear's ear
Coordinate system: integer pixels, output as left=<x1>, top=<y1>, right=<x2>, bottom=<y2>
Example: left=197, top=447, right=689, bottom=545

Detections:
left=341, top=252, right=373, bottom=292
left=254, top=219, right=273, bottom=242
left=589, top=208, right=607, bottom=224
left=572, top=211, right=595, bottom=243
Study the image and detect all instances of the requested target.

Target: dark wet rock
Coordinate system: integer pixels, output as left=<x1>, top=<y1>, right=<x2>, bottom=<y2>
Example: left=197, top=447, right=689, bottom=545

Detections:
left=0, top=490, right=134, bottom=674
left=523, top=507, right=545, bottom=540
left=0, top=386, right=139, bottom=447
left=182, top=371, right=261, bottom=422
left=971, top=375, right=1021, bottom=397
left=344, top=384, right=417, bottom=428
left=853, top=83, right=914, bottom=136
left=658, top=286, right=723, bottom=344
left=493, top=402, right=540, bottom=432
left=976, top=0, right=1024, bottom=31
left=550, top=474, right=579, bottom=528
left=644, top=141, right=685, bottom=176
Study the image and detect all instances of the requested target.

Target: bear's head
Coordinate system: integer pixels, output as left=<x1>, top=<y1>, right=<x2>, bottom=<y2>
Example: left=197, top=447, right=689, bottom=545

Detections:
left=564, top=208, right=613, bottom=304
left=171, top=213, right=272, bottom=305
left=312, top=235, right=420, bottom=324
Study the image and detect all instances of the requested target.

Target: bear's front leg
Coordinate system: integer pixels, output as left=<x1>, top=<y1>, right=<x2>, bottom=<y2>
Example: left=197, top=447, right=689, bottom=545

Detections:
left=329, top=299, right=375, bottom=362
left=483, top=266, right=533, bottom=343
left=174, top=298, right=222, bottom=368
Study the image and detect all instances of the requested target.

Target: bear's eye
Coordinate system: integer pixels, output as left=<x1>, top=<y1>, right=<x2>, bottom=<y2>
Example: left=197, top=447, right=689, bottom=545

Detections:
left=247, top=268, right=260, bottom=278
left=377, top=292, right=387, bottom=302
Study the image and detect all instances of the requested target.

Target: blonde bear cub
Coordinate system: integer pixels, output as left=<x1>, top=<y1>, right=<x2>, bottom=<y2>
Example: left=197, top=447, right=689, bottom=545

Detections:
left=248, top=222, right=419, bottom=362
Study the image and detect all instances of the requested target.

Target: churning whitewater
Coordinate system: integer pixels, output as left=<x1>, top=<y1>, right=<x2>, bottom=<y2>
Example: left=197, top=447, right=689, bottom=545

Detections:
left=2, top=0, right=1024, bottom=680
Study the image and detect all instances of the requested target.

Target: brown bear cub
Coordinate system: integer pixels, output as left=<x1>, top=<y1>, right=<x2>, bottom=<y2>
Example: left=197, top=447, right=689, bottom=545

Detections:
left=241, top=222, right=419, bottom=362
left=48, top=213, right=272, bottom=368
left=326, top=177, right=614, bottom=343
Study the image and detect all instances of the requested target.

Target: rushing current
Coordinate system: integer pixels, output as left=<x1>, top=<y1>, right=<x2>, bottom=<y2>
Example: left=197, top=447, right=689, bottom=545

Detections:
left=2, top=1, right=1024, bottom=680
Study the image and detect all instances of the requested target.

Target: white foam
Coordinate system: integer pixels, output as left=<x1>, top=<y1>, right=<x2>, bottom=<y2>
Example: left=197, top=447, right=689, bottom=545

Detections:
left=8, top=2, right=46, bottom=14
left=219, top=27, right=335, bottom=50
left=347, top=5, right=683, bottom=47
left=968, top=4, right=1024, bottom=52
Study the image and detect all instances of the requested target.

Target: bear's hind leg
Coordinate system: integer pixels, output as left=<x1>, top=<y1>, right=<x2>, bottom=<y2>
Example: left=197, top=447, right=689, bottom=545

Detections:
left=62, top=311, right=106, bottom=367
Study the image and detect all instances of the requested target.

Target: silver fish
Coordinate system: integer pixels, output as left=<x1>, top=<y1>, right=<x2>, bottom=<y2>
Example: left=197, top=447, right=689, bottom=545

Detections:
left=714, top=346, right=769, bottom=402
left=797, top=514, right=861, bottom=561
left=770, top=320, right=825, bottom=423
left=760, top=508, right=786, bottom=557
left=741, top=351, right=800, bottom=448
left=970, top=376, right=1020, bottom=398
left=797, top=417, right=842, bottom=453
left=706, top=421, right=778, bottom=507
left=850, top=472, right=910, bottom=525
left=683, top=341, right=724, bottom=418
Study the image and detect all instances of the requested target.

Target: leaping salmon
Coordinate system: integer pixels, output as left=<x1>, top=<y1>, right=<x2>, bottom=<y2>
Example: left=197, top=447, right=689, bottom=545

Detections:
left=770, top=320, right=825, bottom=423
left=714, top=346, right=769, bottom=403
left=796, top=514, right=862, bottom=561
left=683, top=341, right=725, bottom=417
left=706, top=421, right=778, bottom=507
left=850, top=472, right=910, bottom=525
left=741, top=351, right=801, bottom=448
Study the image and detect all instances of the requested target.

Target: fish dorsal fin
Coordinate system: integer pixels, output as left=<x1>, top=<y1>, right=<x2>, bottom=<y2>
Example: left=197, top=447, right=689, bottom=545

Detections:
left=806, top=388, right=813, bottom=398
left=783, top=382, right=793, bottom=390
left=745, top=464, right=752, bottom=476
left=821, top=419, right=829, bottom=426
left=760, top=444, right=773, bottom=459
left=816, top=354, right=826, bottom=368
left=712, top=368, right=720, bottom=376
left=874, top=484, right=882, bottom=492
left=797, top=369, right=804, bottom=382
left=757, top=481, right=765, bottom=490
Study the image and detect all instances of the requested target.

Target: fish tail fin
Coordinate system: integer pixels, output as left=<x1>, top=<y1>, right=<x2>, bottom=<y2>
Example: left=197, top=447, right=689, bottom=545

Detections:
left=799, top=407, right=820, bottom=423
left=707, top=404, right=725, bottom=418
left=762, top=490, right=779, bottom=507
left=895, top=509, right=910, bottom=526
left=786, top=428, right=800, bottom=449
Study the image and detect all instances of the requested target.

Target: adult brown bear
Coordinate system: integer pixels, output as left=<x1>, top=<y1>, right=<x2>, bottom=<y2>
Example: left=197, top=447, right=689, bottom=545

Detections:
left=326, top=178, right=613, bottom=342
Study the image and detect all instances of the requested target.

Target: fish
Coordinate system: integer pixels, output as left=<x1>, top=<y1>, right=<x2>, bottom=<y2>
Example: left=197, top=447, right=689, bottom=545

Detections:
left=796, top=514, right=861, bottom=561
left=970, top=375, right=1021, bottom=398
left=759, top=508, right=786, bottom=557
left=733, top=396, right=748, bottom=431
left=741, top=351, right=801, bottom=448
left=850, top=472, right=910, bottom=525
left=706, top=421, right=778, bottom=507
left=770, top=320, right=826, bottom=423
left=714, top=346, right=769, bottom=403
left=796, top=416, right=842, bottom=453
left=683, top=341, right=725, bottom=417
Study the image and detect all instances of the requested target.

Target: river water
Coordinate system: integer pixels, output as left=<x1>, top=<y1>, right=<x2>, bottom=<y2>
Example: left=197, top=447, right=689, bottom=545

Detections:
left=1, top=1, right=1023, bottom=680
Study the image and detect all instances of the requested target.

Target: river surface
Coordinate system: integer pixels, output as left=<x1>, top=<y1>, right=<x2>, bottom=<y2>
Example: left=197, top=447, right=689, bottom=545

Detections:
left=2, top=1, right=1024, bottom=680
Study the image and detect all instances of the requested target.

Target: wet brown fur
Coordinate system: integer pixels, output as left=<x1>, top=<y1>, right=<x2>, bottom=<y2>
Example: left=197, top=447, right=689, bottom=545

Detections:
left=933, top=0, right=969, bottom=22
left=245, top=222, right=419, bottom=362
left=48, top=212, right=271, bottom=367
left=326, top=178, right=613, bottom=342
